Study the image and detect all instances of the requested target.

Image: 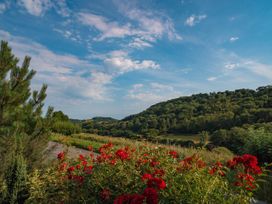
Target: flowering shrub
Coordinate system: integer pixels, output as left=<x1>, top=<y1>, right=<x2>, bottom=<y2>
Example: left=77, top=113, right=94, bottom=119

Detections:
left=26, top=143, right=263, bottom=203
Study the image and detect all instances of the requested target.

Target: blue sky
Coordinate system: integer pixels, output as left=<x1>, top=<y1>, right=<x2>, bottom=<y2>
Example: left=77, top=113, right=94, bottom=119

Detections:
left=0, top=0, right=272, bottom=119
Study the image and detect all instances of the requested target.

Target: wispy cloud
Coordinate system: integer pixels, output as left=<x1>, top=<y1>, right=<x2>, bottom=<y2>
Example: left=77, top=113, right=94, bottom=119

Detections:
left=104, top=50, right=160, bottom=73
left=0, top=29, right=112, bottom=101
left=78, top=12, right=132, bottom=41
left=77, top=3, right=182, bottom=48
left=18, top=0, right=70, bottom=17
left=127, top=82, right=181, bottom=103
left=229, top=36, right=239, bottom=42
left=18, top=0, right=51, bottom=16
left=0, top=2, right=9, bottom=14
left=225, top=63, right=240, bottom=70
left=185, top=14, right=207, bottom=26
left=207, top=76, right=217, bottom=81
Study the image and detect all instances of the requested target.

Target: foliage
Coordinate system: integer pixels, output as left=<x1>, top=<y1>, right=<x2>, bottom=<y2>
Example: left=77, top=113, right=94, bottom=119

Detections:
left=51, top=121, right=81, bottom=135
left=51, top=110, right=82, bottom=135
left=211, top=124, right=272, bottom=163
left=81, top=85, right=272, bottom=137
left=0, top=40, right=53, bottom=202
left=2, top=138, right=28, bottom=204
left=26, top=142, right=263, bottom=203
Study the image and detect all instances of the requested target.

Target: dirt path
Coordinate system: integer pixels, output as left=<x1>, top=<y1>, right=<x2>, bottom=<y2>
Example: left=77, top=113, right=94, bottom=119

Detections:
left=44, top=141, right=95, bottom=161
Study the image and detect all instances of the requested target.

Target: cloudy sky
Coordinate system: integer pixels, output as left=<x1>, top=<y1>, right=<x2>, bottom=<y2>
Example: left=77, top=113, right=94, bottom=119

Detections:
left=0, top=0, right=272, bottom=119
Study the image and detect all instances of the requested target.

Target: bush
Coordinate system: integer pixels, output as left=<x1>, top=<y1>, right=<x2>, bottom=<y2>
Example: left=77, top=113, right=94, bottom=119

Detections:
left=52, top=121, right=81, bottom=135
left=26, top=142, right=263, bottom=203
left=211, top=126, right=272, bottom=163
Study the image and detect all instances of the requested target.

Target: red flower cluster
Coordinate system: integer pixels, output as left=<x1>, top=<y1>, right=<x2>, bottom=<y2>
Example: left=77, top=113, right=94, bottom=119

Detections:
left=115, top=149, right=130, bottom=161
left=99, top=142, right=114, bottom=153
left=234, top=173, right=256, bottom=191
left=57, top=151, right=65, bottom=160
left=147, top=177, right=166, bottom=190
left=114, top=194, right=145, bottom=204
left=56, top=143, right=263, bottom=203
left=209, top=161, right=225, bottom=176
left=227, top=154, right=262, bottom=175
left=169, top=150, right=179, bottom=158
left=143, top=188, right=158, bottom=204
left=114, top=187, right=158, bottom=204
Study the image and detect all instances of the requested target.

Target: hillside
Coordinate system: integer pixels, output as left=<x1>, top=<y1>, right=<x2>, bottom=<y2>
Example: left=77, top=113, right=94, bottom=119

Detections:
left=83, top=85, right=272, bottom=137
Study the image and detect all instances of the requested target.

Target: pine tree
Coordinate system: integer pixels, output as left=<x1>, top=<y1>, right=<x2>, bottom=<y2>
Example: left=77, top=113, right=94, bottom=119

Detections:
left=0, top=40, right=53, bottom=202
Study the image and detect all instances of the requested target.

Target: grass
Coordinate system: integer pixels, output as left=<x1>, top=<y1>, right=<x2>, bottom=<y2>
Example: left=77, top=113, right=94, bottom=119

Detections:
left=158, top=133, right=201, bottom=142
left=50, top=133, right=233, bottom=163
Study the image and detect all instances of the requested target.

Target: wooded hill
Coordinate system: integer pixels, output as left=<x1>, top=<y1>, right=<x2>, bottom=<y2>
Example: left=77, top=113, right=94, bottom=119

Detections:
left=82, top=85, right=272, bottom=138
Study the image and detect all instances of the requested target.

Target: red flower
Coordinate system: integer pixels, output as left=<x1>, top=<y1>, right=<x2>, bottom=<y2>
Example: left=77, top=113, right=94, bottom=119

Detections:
left=227, top=154, right=262, bottom=175
left=115, top=149, right=129, bottom=161
left=209, top=161, right=225, bottom=176
left=57, top=152, right=65, bottom=160
left=79, top=154, right=85, bottom=161
left=152, top=169, right=165, bottom=177
left=147, top=177, right=166, bottom=190
left=100, top=189, right=111, bottom=201
left=99, top=142, right=114, bottom=153
left=84, top=165, right=93, bottom=174
left=67, top=166, right=75, bottom=173
left=150, top=160, right=160, bottom=167
left=81, top=160, right=87, bottom=166
left=76, top=164, right=81, bottom=169
left=143, top=188, right=158, bottom=204
left=87, top=145, right=93, bottom=151
left=142, top=173, right=153, bottom=181
left=110, top=159, right=117, bottom=165
left=169, top=150, right=178, bottom=158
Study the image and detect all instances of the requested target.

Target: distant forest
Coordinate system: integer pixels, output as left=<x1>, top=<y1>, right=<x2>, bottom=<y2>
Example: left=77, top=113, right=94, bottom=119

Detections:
left=81, top=85, right=272, bottom=137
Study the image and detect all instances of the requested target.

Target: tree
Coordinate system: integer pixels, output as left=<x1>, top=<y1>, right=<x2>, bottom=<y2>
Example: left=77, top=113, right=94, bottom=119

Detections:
left=0, top=41, right=53, bottom=202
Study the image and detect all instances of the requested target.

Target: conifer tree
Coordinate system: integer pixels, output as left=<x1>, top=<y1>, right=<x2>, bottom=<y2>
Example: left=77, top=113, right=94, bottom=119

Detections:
left=0, top=40, right=53, bottom=186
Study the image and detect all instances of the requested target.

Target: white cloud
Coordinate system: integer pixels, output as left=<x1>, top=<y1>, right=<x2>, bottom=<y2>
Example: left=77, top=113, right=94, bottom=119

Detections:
left=128, top=37, right=152, bottom=49
left=0, top=29, right=112, bottom=100
left=185, top=14, right=207, bottom=26
left=219, top=51, right=272, bottom=80
left=229, top=36, right=239, bottom=42
left=18, top=0, right=70, bottom=17
left=77, top=6, right=182, bottom=46
left=150, top=82, right=174, bottom=91
left=53, top=0, right=71, bottom=17
left=242, top=60, right=272, bottom=80
left=53, top=28, right=82, bottom=43
left=18, top=0, right=51, bottom=16
left=104, top=51, right=159, bottom=73
left=127, top=82, right=181, bottom=103
left=207, top=77, right=217, bottom=81
left=78, top=12, right=132, bottom=40
left=0, top=2, right=8, bottom=14
left=225, top=63, right=239, bottom=70
left=125, top=8, right=182, bottom=41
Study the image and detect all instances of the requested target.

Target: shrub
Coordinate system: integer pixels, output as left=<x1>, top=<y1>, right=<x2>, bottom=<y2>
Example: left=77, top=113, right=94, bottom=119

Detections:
left=26, top=142, right=264, bottom=203
left=52, top=121, right=81, bottom=135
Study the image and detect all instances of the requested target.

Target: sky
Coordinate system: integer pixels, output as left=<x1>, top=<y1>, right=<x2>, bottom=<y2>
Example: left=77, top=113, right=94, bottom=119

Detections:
left=0, top=0, right=272, bottom=119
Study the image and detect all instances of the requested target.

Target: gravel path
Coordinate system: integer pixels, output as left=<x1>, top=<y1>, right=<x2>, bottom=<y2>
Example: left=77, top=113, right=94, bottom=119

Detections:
left=44, top=141, right=95, bottom=161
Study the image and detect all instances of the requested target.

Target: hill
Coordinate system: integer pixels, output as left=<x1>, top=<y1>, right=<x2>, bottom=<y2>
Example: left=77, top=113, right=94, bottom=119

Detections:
left=84, top=85, right=271, bottom=136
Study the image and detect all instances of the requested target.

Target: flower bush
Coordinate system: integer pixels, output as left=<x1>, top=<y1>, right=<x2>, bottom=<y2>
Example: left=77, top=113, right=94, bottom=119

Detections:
left=26, top=143, right=263, bottom=204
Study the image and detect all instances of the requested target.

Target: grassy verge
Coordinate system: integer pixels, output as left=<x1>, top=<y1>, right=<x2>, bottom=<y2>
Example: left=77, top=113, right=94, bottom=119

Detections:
left=50, top=134, right=102, bottom=152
